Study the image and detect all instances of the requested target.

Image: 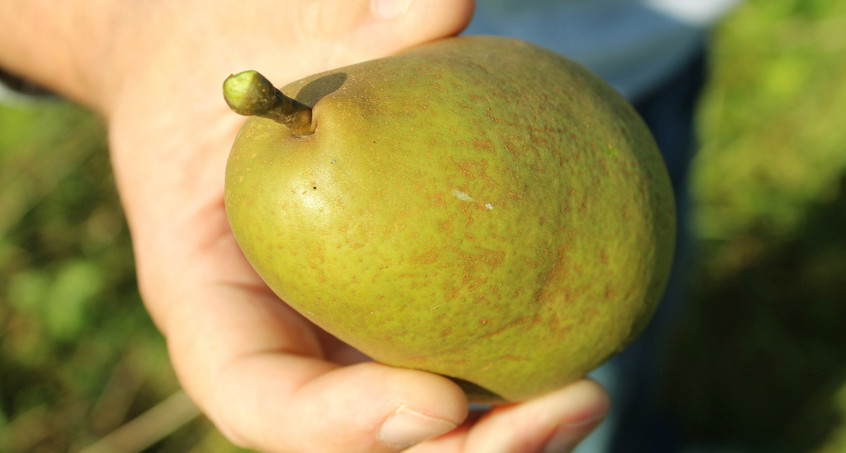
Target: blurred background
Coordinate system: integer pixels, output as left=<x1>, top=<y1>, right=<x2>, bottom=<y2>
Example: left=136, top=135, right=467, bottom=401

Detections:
left=1, top=0, right=845, bottom=451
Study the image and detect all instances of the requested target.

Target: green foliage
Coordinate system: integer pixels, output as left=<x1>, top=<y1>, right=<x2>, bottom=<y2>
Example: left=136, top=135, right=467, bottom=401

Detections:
left=0, top=101, right=228, bottom=452
left=665, top=0, right=846, bottom=451
left=694, top=0, right=846, bottom=245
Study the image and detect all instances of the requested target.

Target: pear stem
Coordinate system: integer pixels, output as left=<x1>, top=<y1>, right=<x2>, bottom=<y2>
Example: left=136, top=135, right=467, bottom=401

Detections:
left=223, top=70, right=314, bottom=136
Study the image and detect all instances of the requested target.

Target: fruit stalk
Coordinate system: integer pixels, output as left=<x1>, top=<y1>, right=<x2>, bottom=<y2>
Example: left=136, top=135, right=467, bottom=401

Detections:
left=223, top=70, right=314, bottom=136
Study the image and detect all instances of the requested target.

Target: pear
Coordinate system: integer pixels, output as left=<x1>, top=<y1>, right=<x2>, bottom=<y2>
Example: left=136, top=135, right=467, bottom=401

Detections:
left=222, top=36, right=675, bottom=403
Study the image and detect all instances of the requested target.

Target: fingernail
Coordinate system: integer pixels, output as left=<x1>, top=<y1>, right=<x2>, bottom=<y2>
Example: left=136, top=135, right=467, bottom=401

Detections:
left=378, top=406, right=457, bottom=449
left=371, top=0, right=413, bottom=19
left=543, top=414, right=607, bottom=453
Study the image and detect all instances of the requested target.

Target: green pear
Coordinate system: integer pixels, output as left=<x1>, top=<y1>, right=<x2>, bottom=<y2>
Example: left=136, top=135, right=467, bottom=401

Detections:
left=222, top=36, right=675, bottom=403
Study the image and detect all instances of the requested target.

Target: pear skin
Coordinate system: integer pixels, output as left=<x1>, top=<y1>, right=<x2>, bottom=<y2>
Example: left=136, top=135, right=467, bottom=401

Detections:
left=223, top=36, right=675, bottom=403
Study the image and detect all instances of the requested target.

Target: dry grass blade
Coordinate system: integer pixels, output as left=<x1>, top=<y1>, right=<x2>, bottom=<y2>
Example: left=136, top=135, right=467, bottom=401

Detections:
left=78, top=390, right=201, bottom=453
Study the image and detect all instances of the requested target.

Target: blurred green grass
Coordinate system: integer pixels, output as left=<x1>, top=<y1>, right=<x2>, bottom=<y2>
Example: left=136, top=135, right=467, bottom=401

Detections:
left=0, top=102, right=235, bottom=451
left=665, top=0, right=846, bottom=451
left=1, top=0, right=845, bottom=451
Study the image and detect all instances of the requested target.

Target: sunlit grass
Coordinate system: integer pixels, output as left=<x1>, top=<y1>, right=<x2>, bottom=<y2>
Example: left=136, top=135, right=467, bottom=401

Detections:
left=695, top=0, right=846, bottom=246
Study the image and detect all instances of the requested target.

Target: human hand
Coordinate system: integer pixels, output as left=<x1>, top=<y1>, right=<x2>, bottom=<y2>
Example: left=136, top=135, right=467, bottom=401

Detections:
left=7, top=0, right=610, bottom=451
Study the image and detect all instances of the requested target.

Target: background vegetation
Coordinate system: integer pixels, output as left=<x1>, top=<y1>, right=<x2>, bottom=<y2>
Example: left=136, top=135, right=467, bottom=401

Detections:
left=1, top=0, right=845, bottom=451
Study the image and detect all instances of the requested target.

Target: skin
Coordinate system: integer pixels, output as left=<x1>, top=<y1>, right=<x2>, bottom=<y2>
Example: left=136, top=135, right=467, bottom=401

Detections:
left=0, top=1, right=610, bottom=452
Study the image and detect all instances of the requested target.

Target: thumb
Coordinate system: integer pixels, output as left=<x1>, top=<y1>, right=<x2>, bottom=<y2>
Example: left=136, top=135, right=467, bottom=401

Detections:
left=209, top=359, right=469, bottom=453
